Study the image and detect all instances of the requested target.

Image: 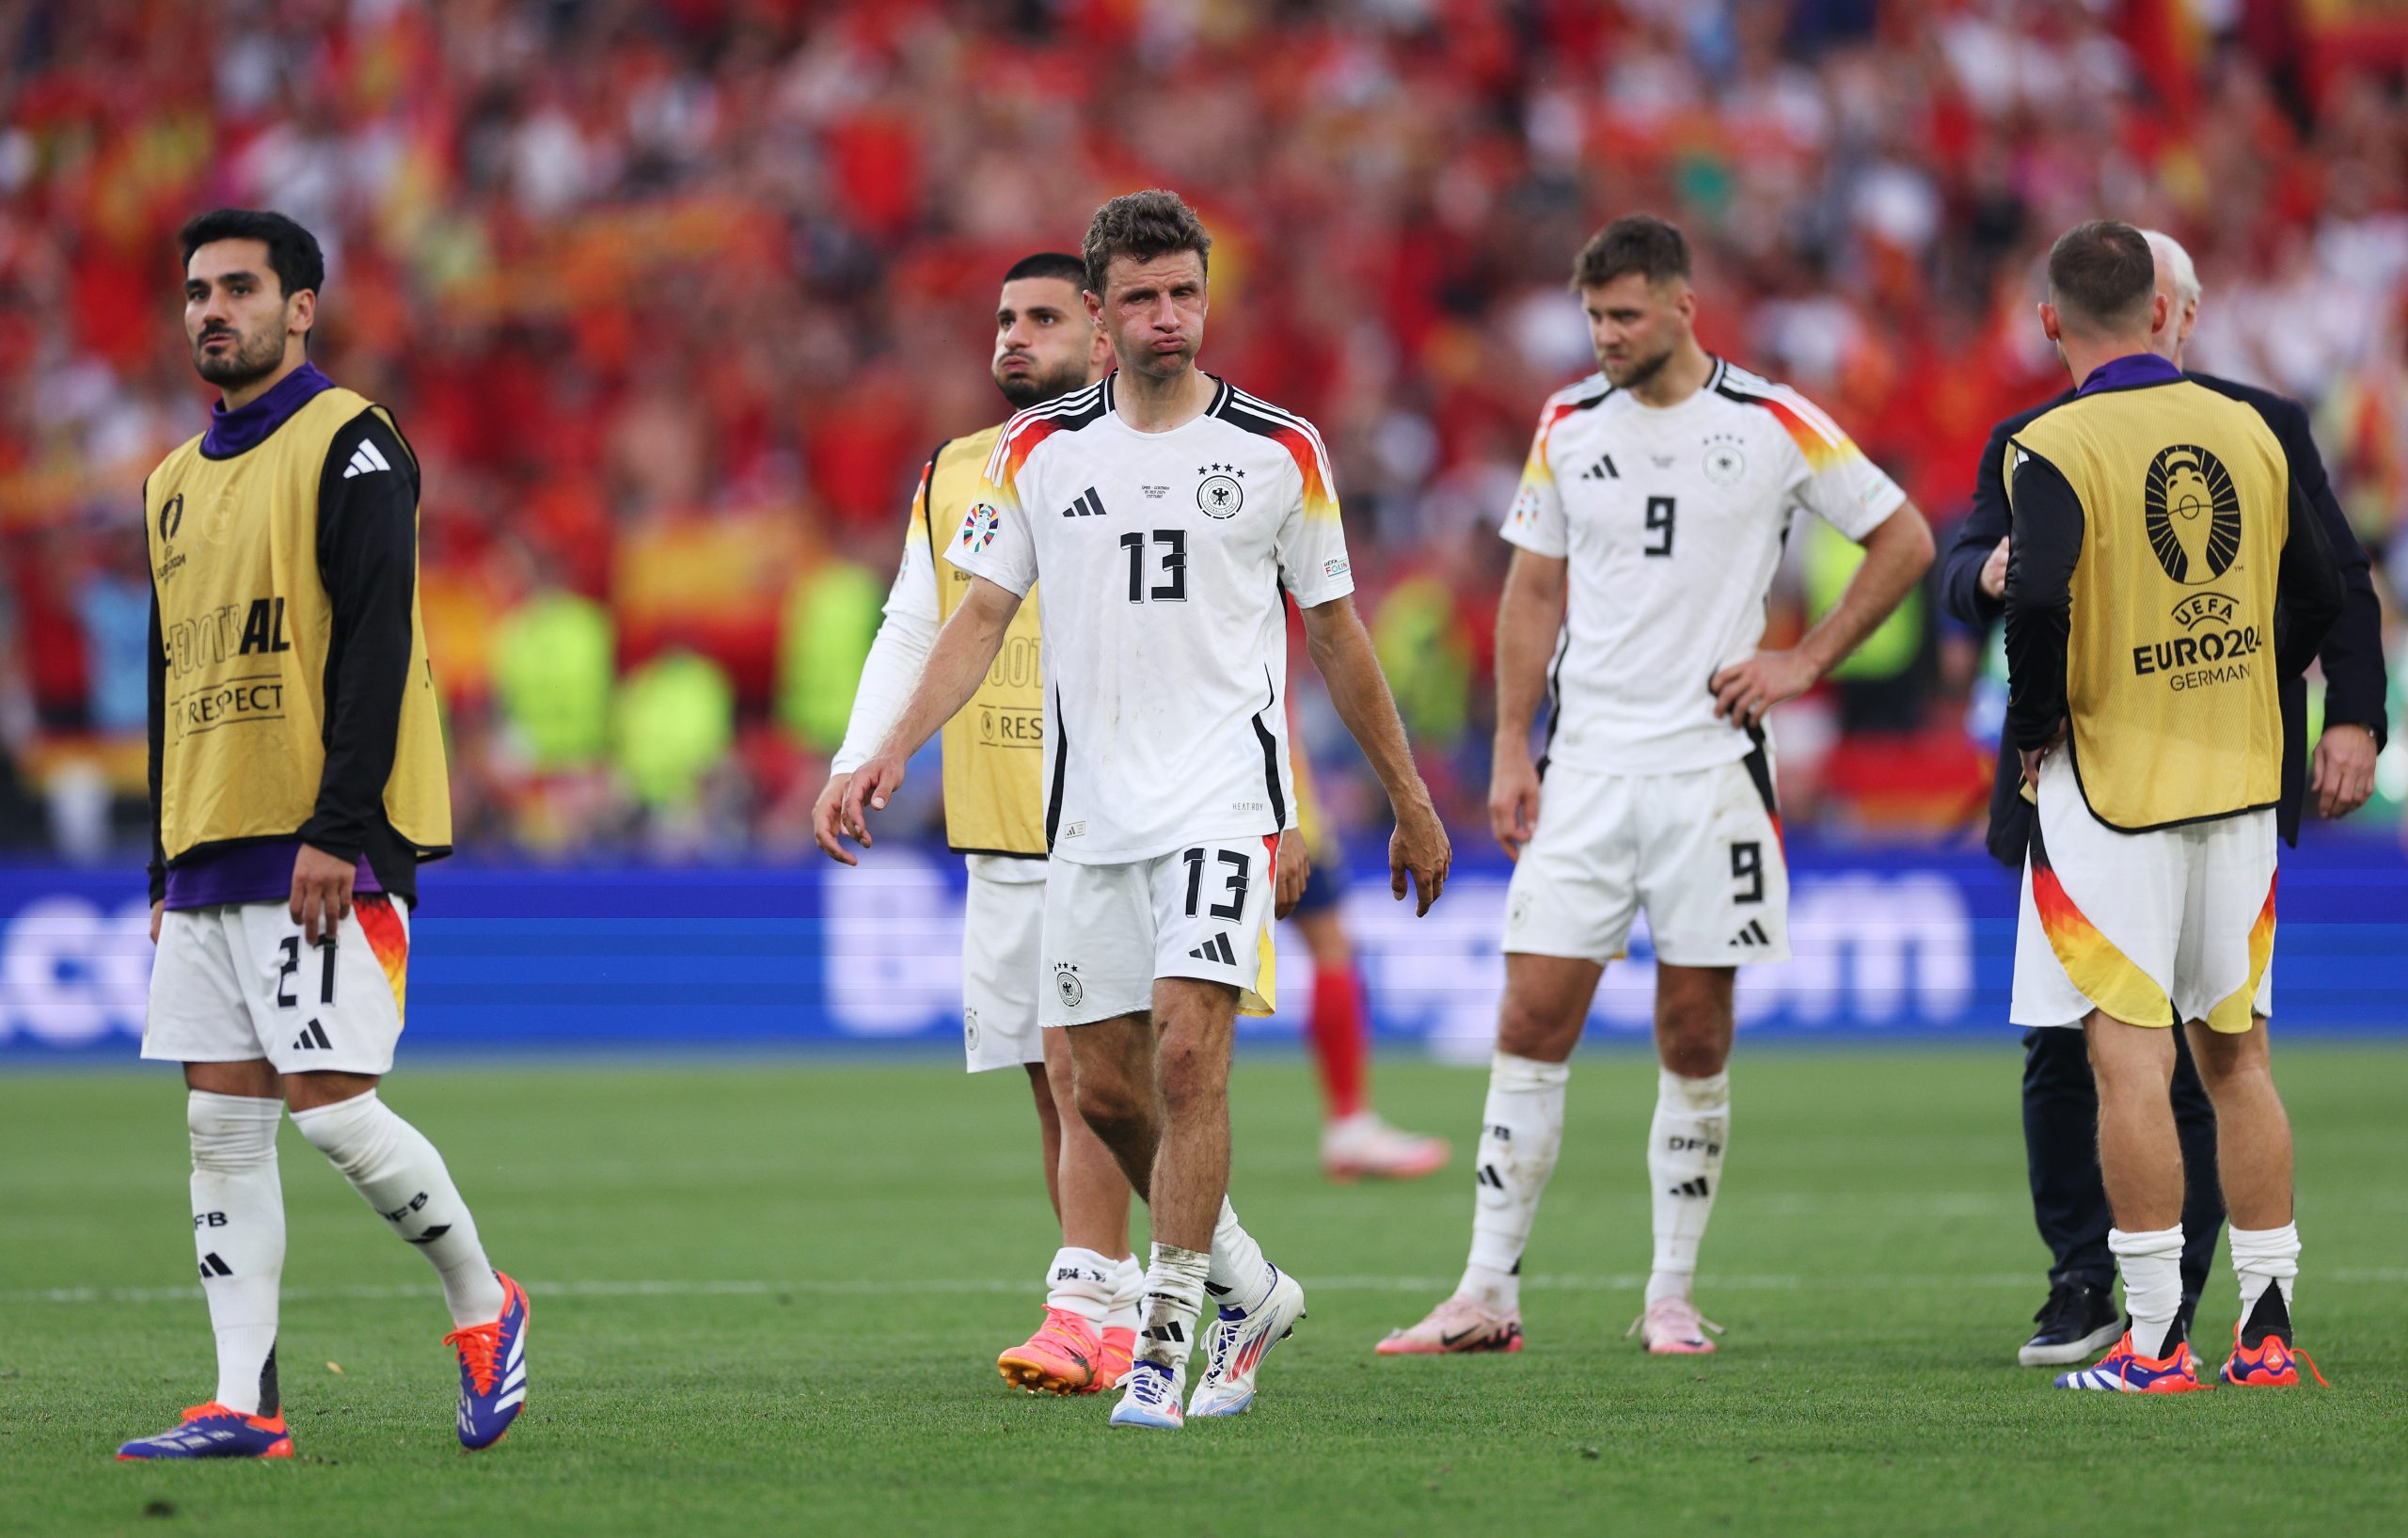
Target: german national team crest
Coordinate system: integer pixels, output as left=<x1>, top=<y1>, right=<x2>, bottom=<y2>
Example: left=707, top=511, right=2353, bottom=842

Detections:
left=1703, top=435, right=1746, bottom=486
left=1197, top=465, right=1244, bottom=518
left=1054, top=964, right=1084, bottom=1009
left=963, top=1007, right=980, bottom=1053
left=958, top=502, right=1002, bottom=552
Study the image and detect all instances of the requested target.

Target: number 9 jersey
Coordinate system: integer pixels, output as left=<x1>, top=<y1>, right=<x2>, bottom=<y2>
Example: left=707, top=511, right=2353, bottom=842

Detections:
left=947, top=374, right=1355, bottom=866
left=1502, top=358, right=1905, bottom=778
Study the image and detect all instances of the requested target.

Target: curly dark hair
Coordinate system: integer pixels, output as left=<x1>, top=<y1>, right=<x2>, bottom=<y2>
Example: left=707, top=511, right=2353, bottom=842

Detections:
left=1082, top=190, right=1212, bottom=295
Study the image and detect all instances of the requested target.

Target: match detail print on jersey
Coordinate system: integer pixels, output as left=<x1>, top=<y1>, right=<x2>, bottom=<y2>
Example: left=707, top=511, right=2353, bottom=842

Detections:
left=945, top=374, right=1354, bottom=866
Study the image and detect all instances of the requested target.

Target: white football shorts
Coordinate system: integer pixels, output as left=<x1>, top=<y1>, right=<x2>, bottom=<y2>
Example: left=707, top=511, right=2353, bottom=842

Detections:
left=1040, top=835, right=1279, bottom=1027
left=1503, top=748, right=1790, bottom=967
left=2011, top=751, right=2275, bottom=1032
left=961, top=857, right=1047, bottom=1073
left=144, top=896, right=413, bottom=1076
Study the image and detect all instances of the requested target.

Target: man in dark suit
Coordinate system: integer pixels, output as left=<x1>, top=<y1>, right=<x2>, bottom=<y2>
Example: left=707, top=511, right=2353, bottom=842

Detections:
left=1941, top=230, right=2389, bottom=1367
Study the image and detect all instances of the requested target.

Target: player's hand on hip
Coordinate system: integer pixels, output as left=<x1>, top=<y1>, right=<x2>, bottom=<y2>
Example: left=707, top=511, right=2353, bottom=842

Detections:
left=2018, top=719, right=2068, bottom=792
left=1709, top=648, right=1819, bottom=732
left=812, top=772, right=859, bottom=865
left=1389, top=796, right=1451, bottom=916
left=2312, top=723, right=2379, bottom=818
left=1274, top=827, right=1308, bottom=919
left=840, top=754, right=905, bottom=850
left=290, top=844, right=355, bottom=948
left=1980, top=536, right=2010, bottom=600
left=1488, top=741, right=1542, bottom=861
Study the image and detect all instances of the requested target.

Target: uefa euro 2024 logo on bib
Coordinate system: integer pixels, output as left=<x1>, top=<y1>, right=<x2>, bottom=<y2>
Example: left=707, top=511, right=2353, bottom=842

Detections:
left=2144, top=444, right=2241, bottom=586
left=959, top=502, right=1002, bottom=552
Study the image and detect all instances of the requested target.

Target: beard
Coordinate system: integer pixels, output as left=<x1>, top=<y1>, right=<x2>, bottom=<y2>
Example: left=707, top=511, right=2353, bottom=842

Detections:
left=192, top=325, right=287, bottom=390
left=995, top=356, right=1091, bottom=409
left=1601, top=341, right=1675, bottom=391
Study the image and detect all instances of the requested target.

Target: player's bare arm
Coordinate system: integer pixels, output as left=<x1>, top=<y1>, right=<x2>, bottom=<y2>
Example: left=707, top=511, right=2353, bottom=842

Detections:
left=1711, top=500, right=1935, bottom=730
left=1298, top=595, right=1450, bottom=915
left=839, top=575, right=1022, bottom=852
left=1489, top=547, right=1567, bottom=861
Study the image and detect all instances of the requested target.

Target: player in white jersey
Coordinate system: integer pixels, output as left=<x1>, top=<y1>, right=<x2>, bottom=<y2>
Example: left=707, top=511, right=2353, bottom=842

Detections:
left=1378, top=214, right=1933, bottom=1359
left=844, top=190, right=1450, bottom=1430
left=815, top=252, right=1149, bottom=1396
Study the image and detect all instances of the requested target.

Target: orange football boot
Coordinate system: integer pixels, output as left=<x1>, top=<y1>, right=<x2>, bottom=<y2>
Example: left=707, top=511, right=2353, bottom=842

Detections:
left=996, top=1308, right=1101, bottom=1395
left=1083, top=1324, right=1136, bottom=1394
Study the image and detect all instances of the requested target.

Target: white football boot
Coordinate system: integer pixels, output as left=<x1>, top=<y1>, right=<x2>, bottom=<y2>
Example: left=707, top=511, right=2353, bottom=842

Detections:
left=1187, top=1267, right=1307, bottom=1417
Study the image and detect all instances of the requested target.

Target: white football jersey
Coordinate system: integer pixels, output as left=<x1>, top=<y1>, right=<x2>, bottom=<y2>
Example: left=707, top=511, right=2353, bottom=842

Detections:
left=946, top=374, right=1355, bottom=865
left=1502, top=357, right=1906, bottom=775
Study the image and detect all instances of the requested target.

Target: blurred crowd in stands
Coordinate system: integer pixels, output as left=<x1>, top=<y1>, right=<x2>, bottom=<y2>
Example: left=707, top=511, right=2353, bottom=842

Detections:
left=5, top=0, right=2407, bottom=864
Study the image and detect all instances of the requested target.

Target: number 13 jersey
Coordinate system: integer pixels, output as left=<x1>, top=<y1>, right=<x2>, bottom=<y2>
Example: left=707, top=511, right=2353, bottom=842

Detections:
left=948, top=374, right=1355, bottom=865
left=1502, top=357, right=1906, bottom=776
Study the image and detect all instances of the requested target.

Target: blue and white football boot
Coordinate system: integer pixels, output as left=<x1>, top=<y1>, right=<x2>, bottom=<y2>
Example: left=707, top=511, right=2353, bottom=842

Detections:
left=447, top=1271, right=531, bottom=1450
left=117, top=1403, right=293, bottom=1461
left=1108, top=1358, right=1187, bottom=1430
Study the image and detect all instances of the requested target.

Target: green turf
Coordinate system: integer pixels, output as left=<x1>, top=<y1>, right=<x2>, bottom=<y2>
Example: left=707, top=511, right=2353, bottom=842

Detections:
left=3, top=1047, right=2402, bottom=1537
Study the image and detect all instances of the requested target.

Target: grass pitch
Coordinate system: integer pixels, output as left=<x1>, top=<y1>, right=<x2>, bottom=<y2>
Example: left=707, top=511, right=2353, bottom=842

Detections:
left=3, top=1046, right=2402, bottom=1537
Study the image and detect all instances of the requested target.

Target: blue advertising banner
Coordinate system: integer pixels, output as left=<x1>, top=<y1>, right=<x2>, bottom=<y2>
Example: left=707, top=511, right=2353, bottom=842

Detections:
left=3, top=836, right=2400, bottom=1060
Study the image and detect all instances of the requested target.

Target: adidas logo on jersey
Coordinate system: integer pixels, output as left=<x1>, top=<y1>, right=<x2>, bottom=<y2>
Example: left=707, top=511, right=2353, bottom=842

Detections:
left=1731, top=919, right=1771, bottom=947
left=1186, top=933, right=1238, bottom=965
left=341, top=438, right=392, bottom=480
left=290, top=1019, right=332, bottom=1051
left=1578, top=453, right=1619, bottom=480
left=1059, top=486, right=1107, bottom=519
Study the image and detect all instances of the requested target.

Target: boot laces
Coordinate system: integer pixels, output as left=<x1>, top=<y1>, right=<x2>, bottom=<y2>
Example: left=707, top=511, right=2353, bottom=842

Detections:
left=446, top=1321, right=501, bottom=1395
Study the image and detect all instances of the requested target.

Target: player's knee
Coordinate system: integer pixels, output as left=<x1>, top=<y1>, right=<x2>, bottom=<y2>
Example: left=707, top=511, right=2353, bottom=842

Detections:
left=1075, top=1075, right=1151, bottom=1147
left=1154, top=1035, right=1227, bottom=1116
left=1653, top=991, right=1732, bottom=1076
left=1495, top=991, right=1581, bottom=1061
left=1658, top=1036, right=1727, bottom=1080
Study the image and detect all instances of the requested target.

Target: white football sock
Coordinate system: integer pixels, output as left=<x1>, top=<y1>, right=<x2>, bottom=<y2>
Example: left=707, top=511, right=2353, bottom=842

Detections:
left=2111, top=1225, right=2186, bottom=1358
left=2229, top=1223, right=2300, bottom=1340
left=1645, top=1068, right=1730, bottom=1306
left=1105, top=1255, right=1145, bottom=1336
left=1139, top=1243, right=1210, bottom=1370
left=1459, top=1052, right=1568, bottom=1313
left=290, top=1092, right=506, bottom=1328
left=1043, top=1245, right=1117, bottom=1327
left=1206, top=1197, right=1275, bottom=1314
left=188, top=1092, right=285, bottom=1416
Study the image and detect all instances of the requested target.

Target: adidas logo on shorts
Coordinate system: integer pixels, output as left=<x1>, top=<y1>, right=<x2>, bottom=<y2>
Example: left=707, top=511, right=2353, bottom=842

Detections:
left=1186, top=933, right=1238, bottom=965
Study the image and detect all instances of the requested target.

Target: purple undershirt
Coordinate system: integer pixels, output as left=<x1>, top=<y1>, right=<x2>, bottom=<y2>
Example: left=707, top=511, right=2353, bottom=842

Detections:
left=201, top=359, right=334, bottom=457
left=2077, top=352, right=2182, bottom=396
left=166, top=841, right=382, bottom=910
left=166, top=358, right=375, bottom=909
